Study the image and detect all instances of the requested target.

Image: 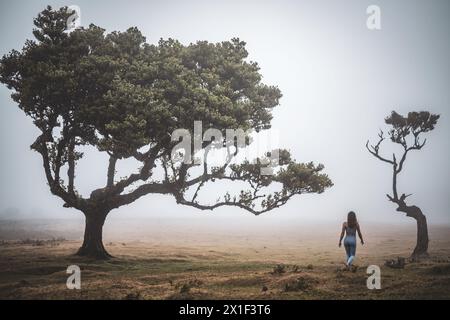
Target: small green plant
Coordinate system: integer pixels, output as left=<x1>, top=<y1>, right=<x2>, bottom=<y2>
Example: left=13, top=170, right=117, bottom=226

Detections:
left=175, top=278, right=203, bottom=294
left=271, top=264, right=286, bottom=275
left=284, top=277, right=315, bottom=292
left=291, top=265, right=301, bottom=273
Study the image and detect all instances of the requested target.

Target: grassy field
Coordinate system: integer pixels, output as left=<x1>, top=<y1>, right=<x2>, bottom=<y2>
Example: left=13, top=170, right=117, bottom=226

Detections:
left=0, top=218, right=449, bottom=299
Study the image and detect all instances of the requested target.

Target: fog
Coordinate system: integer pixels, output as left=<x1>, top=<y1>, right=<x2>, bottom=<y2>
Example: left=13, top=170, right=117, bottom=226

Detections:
left=0, top=0, right=449, bottom=229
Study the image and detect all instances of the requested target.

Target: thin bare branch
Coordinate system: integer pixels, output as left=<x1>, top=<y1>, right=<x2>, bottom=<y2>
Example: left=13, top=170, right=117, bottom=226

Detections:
left=365, top=140, right=394, bottom=165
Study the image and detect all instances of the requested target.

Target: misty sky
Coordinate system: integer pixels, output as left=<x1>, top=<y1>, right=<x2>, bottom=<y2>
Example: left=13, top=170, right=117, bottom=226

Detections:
left=0, top=0, right=449, bottom=227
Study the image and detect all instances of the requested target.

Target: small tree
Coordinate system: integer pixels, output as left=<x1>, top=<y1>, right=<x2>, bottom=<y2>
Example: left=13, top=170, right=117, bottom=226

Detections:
left=366, top=111, right=439, bottom=258
left=0, top=7, right=333, bottom=259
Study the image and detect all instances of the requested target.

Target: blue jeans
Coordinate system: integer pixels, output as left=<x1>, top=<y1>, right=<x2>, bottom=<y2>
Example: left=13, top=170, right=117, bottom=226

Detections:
left=344, top=235, right=356, bottom=265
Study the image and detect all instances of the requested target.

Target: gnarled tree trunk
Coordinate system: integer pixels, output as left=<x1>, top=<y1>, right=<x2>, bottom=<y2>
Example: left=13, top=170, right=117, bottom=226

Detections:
left=397, top=204, right=429, bottom=259
left=76, top=209, right=112, bottom=259
left=412, top=210, right=429, bottom=258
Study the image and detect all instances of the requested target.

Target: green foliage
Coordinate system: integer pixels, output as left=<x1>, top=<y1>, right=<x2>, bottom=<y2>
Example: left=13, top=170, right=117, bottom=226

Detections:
left=275, top=162, right=331, bottom=194
left=0, top=6, right=332, bottom=216
left=385, top=111, right=440, bottom=145
left=0, top=6, right=281, bottom=159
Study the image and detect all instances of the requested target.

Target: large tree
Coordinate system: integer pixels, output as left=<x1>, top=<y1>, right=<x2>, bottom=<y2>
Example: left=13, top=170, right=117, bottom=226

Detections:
left=366, top=111, right=439, bottom=259
left=0, top=7, right=332, bottom=259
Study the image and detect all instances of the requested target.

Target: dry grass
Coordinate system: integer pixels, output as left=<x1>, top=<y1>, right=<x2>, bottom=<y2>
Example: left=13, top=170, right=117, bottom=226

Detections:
left=0, top=220, right=449, bottom=299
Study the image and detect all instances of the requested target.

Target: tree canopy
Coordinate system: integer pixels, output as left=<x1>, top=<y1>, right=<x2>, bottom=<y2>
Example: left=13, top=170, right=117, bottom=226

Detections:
left=0, top=6, right=333, bottom=217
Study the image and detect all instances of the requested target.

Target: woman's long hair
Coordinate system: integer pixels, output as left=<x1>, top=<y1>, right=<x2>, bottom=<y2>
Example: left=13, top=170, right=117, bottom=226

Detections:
left=347, top=211, right=357, bottom=228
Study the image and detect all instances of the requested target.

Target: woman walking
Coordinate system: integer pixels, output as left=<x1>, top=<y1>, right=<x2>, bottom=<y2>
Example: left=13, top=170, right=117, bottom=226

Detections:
left=339, top=211, right=364, bottom=269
